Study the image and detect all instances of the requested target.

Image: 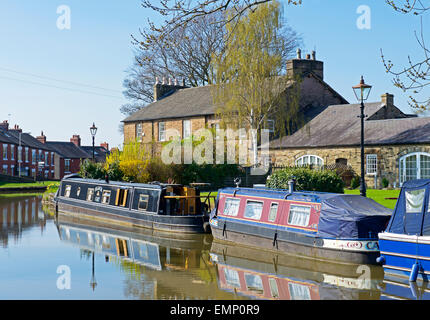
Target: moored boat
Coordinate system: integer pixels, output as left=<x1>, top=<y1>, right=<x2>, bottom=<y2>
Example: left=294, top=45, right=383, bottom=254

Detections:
left=54, top=174, right=213, bottom=234
left=378, top=179, right=430, bottom=282
left=209, top=183, right=392, bottom=264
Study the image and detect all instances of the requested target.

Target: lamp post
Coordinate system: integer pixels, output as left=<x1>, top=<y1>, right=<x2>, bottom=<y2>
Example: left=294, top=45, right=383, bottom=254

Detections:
left=90, top=123, right=97, bottom=162
left=352, top=76, right=372, bottom=198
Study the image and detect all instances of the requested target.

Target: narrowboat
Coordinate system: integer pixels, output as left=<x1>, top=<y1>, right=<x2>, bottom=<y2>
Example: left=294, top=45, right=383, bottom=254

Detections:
left=209, top=183, right=392, bottom=264
left=378, top=179, right=430, bottom=282
left=210, top=242, right=384, bottom=300
left=54, top=174, right=213, bottom=234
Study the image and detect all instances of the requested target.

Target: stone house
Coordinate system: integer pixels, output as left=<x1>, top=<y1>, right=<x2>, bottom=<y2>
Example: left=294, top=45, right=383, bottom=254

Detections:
left=269, top=93, right=429, bottom=188
left=122, top=51, right=349, bottom=159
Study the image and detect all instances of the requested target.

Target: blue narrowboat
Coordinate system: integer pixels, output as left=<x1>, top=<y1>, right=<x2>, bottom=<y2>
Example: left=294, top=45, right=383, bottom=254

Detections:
left=54, top=174, right=213, bottom=234
left=378, top=179, right=430, bottom=282
left=209, top=184, right=392, bottom=264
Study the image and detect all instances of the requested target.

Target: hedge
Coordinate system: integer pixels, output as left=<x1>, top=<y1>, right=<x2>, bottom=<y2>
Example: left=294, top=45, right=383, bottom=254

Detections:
left=266, top=167, right=344, bottom=193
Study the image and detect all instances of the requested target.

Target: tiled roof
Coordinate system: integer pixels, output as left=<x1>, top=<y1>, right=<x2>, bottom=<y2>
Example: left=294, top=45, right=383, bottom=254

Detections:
left=270, top=102, right=429, bottom=148
left=6, top=130, right=52, bottom=151
left=45, top=142, right=90, bottom=159
left=80, top=146, right=110, bottom=162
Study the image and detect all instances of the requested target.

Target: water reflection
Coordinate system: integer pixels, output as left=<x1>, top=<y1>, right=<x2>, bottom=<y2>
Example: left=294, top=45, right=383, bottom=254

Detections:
left=55, top=213, right=238, bottom=300
left=0, top=195, right=49, bottom=247
left=209, top=242, right=385, bottom=300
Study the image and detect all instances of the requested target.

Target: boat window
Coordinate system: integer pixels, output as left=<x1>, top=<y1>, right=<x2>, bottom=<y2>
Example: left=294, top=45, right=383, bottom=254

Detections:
left=223, top=198, right=240, bottom=216
left=138, top=194, right=149, bottom=211
left=406, top=189, right=426, bottom=213
left=224, top=268, right=240, bottom=288
left=244, top=273, right=264, bottom=294
left=288, top=282, right=311, bottom=300
left=64, top=185, right=71, bottom=198
left=288, top=205, right=311, bottom=227
left=102, top=190, right=111, bottom=204
left=115, top=189, right=128, bottom=207
left=244, top=201, right=263, bottom=220
left=76, top=187, right=81, bottom=197
left=268, top=203, right=279, bottom=222
left=86, top=188, right=95, bottom=201
left=269, top=278, right=279, bottom=298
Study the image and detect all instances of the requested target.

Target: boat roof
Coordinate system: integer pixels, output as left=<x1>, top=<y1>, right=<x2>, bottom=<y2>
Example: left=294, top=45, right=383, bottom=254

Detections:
left=62, top=175, right=183, bottom=190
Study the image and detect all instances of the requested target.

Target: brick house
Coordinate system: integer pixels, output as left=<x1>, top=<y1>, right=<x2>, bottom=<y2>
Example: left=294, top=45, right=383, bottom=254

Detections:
left=0, top=121, right=55, bottom=179
left=122, top=51, right=348, bottom=158
left=268, top=93, right=429, bottom=188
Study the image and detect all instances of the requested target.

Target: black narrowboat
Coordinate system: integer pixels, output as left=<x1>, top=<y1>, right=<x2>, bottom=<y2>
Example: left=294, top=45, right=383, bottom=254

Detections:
left=54, top=174, right=213, bottom=233
left=209, top=184, right=392, bottom=264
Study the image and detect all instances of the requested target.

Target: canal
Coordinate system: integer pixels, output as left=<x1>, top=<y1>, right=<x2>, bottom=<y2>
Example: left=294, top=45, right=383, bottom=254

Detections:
left=0, top=194, right=426, bottom=300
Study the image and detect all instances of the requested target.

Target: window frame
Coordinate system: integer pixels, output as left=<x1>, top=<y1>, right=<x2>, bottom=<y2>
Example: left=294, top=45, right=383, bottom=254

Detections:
left=2, top=144, right=7, bottom=160
left=183, top=120, right=191, bottom=139
left=399, top=152, right=430, bottom=185
left=295, top=155, right=324, bottom=167
left=268, top=202, right=279, bottom=223
left=86, top=188, right=95, bottom=201
left=158, top=122, right=166, bottom=142
left=222, top=197, right=241, bottom=217
left=244, top=200, right=264, bottom=220
left=287, top=204, right=311, bottom=227
left=138, top=194, right=149, bottom=211
left=366, top=154, right=377, bottom=175
left=136, top=123, right=143, bottom=141
left=101, top=190, right=111, bottom=204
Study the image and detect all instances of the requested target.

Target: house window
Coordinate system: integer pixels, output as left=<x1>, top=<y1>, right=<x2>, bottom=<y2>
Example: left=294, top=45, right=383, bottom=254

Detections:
left=32, top=149, right=36, bottom=164
left=45, top=152, right=49, bottom=166
left=64, top=159, right=71, bottom=173
left=25, top=147, right=29, bottom=163
left=2, top=165, right=7, bottom=175
left=295, top=155, right=323, bottom=167
left=136, top=123, right=143, bottom=141
left=2, top=144, right=7, bottom=160
left=223, top=198, right=240, bottom=216
left=18, top=146, right=22, bottom=163
left=399, top=152, right=430, bottom=185
left=268, top=203, right=279, bottom=222
left=138, top=194, right=149, bottom=211
left=244, top=200, right=263, bottom=220
left=10, top=165, right=14, bottom=176
left=158, top=122, right=166, bottom=142
left=51, top=153, right=54, bottom=166
left=266, top=119, right=275, bottom=133
left=288, top=205, right=311, bottom=227
left=366, top=154, right=377, bottom=175
left=102, top=190, right=111, bottom=204
left=86, top=188, right=95, bottom=201
left=211, top=123, right=220, bottom=139
left=183, top=120, right=191, bottom=139
left=10, top=146, right=14, bottom=161
left=64, top=185, right=72, bottom=198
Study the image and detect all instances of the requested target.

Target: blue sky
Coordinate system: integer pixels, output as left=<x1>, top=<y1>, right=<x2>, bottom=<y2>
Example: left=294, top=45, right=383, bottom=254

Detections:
left=0, top=0, right=428, bottom=148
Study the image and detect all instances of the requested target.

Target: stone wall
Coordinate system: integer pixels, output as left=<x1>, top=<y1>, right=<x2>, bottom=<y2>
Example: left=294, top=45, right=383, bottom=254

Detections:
left=270, top=144, right=430, bottom=188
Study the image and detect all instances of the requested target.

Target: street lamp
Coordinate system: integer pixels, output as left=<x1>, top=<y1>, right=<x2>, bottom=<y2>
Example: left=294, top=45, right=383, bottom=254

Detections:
left=90, top=123, right=97, bottom=162
left=352, top=76, right=372, bottom=198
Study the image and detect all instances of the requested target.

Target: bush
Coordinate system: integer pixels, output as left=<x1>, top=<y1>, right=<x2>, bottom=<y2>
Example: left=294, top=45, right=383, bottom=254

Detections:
left=266, top=167, right=344, bottom=193
left=350, top=175, right=360, bottom=189
left=381, top=177, right=389, bottom=189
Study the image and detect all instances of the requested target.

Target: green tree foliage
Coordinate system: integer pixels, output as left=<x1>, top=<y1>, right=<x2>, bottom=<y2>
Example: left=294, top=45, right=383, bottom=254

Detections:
left=266, top=167, right=344, bottom=193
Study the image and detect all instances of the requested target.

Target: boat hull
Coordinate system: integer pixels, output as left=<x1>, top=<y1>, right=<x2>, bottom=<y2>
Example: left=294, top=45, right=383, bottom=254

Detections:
left=379, top=232, right=430, bottom=281
left=211, top=218, right=380, bottom=265
left=56, top=198, right=209, bottom=234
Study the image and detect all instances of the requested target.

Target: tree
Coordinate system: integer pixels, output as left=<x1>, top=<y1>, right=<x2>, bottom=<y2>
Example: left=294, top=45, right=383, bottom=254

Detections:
left=121, top=12, right=226, bottom=116
left=141, top=0, right=302, bottom=35
left=382, top=0, right=430, bottom=111
left=211, top=1, right=301, bottom=167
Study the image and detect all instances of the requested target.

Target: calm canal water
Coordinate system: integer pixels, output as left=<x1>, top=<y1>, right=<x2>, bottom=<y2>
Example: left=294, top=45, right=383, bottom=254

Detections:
left=0, top=194, right=426, bottom=300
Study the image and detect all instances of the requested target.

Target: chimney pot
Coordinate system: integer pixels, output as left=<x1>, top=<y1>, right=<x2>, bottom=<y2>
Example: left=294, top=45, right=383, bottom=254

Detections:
left=311, top=50, right=316, bottom=60
left=296, top=48, right=301, bottom=59
left=306, top=54, right=311, bottom=59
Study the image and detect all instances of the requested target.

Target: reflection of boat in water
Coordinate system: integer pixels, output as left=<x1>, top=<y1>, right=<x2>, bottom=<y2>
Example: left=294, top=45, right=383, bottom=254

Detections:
left=54, top=214, right=237, bottom=299
left=380, top=273, right=430, bottom=300
left=210, top=242, right=384, bottom=300
left=210, top=186, right=391, bottom=264
left=56, top=214, right=212, bottom=271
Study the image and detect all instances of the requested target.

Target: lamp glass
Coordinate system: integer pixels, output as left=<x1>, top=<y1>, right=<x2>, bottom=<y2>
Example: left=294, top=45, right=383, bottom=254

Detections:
left=90, top=124, right=97, bottom=137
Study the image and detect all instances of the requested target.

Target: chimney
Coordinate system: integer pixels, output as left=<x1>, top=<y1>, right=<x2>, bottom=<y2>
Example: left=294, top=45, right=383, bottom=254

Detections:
left=70, top=134, right=81, bottom=147
left=13, top=124, right=22, bottom=133
left=100, top=142, right=109, bottom=151
left=153, top=76, right=190, bottom=102
left=0, top=120, right=9, bottom=131
left=296, top=48, right=301, bottom=59
left=381, top=93, right=394, bottom=106
left=37, top=131, right=46, bottom=144
left=286, top=50, right=324, bottom=80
